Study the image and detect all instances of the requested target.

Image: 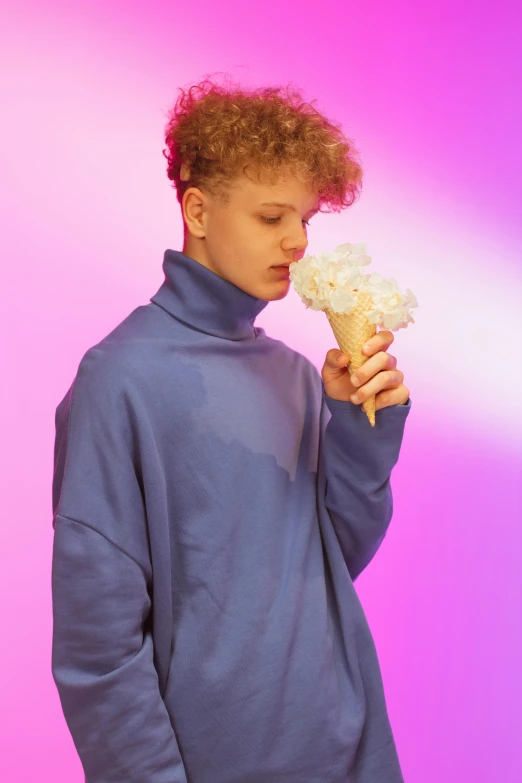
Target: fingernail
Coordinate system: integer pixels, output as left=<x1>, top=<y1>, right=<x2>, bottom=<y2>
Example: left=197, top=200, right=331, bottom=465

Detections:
left=363, top=344, right=371, bottom=354
left=351, top=375, right=359, bottom=386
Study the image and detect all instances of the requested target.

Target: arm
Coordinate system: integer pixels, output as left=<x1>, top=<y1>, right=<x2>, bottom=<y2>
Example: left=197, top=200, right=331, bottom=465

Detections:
left=51, top=350, right=187, bottom=783
left=52, top=517, right=187, bottom=783
left=319, top=382, right=411, bottom=581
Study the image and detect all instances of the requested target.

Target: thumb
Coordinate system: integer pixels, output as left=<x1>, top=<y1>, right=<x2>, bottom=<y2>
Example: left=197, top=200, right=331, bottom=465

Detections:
left=325, top=348, right=350, bottom=369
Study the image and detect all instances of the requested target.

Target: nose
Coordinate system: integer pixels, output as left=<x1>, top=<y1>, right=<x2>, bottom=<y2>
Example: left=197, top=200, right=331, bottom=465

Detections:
left=282, top=225, right=308, bottom=257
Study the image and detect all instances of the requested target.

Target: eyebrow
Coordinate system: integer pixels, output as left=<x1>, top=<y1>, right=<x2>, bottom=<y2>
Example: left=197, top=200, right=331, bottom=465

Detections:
left=260, top=201, right=319, bottom=214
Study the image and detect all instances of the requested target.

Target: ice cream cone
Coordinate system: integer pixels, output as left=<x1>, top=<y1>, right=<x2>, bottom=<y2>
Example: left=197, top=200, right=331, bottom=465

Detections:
left=325, top=291, right=377, bottom=426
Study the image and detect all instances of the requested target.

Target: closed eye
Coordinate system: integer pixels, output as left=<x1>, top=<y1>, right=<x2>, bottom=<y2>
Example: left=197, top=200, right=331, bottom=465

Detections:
left=261, top=217, right=310, bottom=226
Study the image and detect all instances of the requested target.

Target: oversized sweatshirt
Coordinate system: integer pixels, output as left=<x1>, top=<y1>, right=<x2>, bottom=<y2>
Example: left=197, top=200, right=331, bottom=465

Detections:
left=51, top=249, right=412, bottom=783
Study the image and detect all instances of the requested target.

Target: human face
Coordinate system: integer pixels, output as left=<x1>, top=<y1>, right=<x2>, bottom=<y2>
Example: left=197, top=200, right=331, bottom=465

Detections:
left=181, top=171, right=320, bottom=301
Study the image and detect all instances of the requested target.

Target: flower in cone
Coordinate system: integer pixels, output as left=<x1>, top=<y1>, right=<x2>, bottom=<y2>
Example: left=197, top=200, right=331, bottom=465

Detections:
left=289, top=243, right=418, bottom=426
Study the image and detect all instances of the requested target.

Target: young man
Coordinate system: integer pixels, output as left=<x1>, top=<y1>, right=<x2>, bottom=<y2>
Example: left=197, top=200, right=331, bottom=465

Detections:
left=51, top=78, right=411, bottom=783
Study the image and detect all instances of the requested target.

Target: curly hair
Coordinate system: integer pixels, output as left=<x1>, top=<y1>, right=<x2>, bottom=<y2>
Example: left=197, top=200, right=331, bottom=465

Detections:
left=162, top=73, right=363, bottom=216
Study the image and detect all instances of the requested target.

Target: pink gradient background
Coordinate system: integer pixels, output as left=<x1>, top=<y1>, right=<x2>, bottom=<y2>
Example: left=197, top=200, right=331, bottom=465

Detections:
left=2, top=1, right=521, bottom=780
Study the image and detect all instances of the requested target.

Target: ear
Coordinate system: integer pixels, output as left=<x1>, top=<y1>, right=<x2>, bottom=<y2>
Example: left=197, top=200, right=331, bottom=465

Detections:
left=182, top=187, right=207, bottom=239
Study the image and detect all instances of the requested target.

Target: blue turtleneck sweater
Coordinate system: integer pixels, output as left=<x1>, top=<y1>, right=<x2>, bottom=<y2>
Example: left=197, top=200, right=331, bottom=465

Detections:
left=51, top=249, right=411, bottom=783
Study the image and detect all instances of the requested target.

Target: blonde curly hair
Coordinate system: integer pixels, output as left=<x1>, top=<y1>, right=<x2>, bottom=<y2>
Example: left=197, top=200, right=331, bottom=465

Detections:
left=162, top=73, right=363, bottom=215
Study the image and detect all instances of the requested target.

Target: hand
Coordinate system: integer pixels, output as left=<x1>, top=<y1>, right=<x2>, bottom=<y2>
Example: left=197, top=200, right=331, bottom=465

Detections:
left=321, top=330, right=410, bottom=410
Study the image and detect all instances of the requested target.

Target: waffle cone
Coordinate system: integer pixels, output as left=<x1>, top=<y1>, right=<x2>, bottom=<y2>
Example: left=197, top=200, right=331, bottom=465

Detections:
left=325, top=292, right=377, bottom=426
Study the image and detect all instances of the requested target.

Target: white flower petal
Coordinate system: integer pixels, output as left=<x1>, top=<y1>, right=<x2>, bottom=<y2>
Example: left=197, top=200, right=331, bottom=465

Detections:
left=289, top=242, right=419, bottom=330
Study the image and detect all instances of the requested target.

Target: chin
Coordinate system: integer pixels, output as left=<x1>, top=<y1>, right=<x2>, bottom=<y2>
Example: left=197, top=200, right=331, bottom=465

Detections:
left=272, top=285, right=291, bottom=300
left=238, top=276, right=291, bottom=301
left=263, top=285, right=290, bottom=301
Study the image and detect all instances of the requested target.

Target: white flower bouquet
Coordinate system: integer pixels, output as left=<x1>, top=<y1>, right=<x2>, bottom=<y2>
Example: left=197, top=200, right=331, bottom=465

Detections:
left=289, top=242, right=418, bottom=425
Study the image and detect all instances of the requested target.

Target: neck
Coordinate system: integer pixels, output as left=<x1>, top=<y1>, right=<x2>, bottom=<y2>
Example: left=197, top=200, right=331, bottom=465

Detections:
left=150, top=249, right=270, bottom=342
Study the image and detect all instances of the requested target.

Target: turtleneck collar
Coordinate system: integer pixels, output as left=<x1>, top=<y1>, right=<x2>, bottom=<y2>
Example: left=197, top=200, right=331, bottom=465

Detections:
left=150, top=250, right=270, bottom=341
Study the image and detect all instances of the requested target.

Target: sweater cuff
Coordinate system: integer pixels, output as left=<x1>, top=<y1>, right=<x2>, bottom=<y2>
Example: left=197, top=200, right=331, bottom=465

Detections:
left=322, top=389, right=412, bottom=415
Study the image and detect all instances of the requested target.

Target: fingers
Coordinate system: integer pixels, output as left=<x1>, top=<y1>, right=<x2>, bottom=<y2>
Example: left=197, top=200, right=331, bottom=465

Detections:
left=327, top=349, right=351, bottom=369
left=350, top=351, right=396, bottom=387
left=350, top=370, right=405, bottom=404
left=363, top=330, right=394, bottom=356
left=375, top=385, right=410, bottom=410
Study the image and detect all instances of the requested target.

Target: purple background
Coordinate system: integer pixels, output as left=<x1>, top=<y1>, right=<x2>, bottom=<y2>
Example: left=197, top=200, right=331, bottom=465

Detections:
left=1, top=1, right=521, bottom=780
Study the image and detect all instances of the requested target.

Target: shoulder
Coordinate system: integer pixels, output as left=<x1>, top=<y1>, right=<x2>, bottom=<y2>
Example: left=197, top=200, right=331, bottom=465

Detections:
left=263, top=336, right=322, bottom=393
left=276, top=341, right=321, bottom=381
left=73, top=305, right=163, bottom=396
left=55, top=305, right=172, bottom=444
left=63, top=329, right=148, bottom=429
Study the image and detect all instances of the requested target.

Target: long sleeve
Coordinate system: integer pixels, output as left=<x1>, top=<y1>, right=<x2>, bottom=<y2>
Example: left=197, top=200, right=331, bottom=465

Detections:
left=51, top=348, right=188, bottom=783
left=319, top=383, right=411, bottom=582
